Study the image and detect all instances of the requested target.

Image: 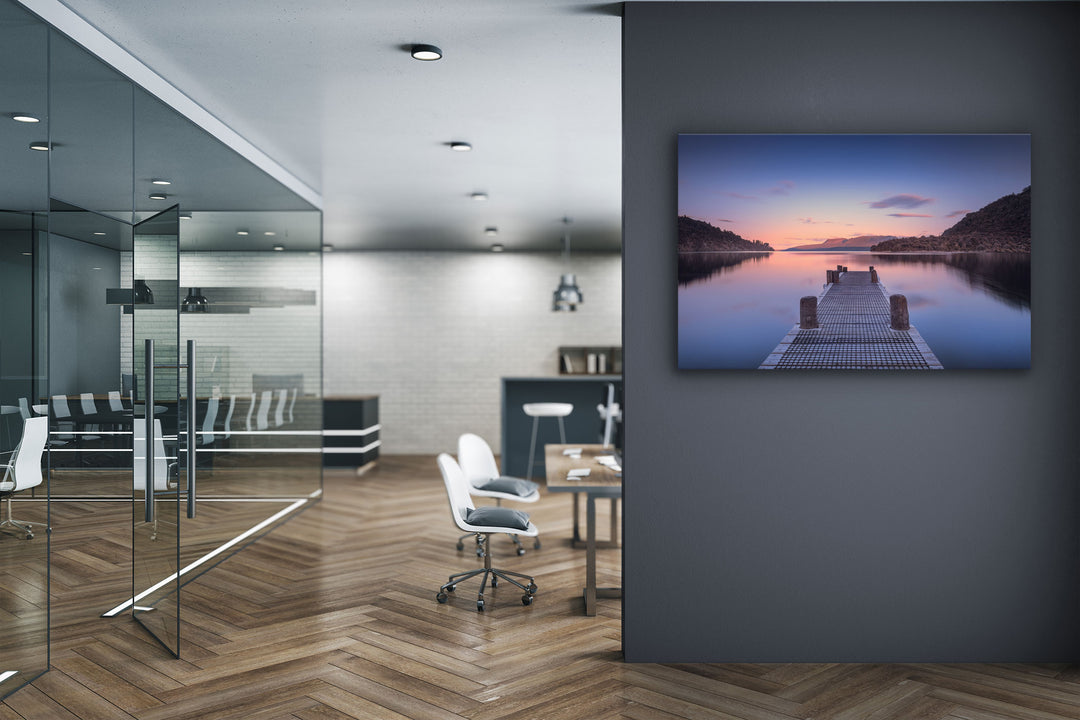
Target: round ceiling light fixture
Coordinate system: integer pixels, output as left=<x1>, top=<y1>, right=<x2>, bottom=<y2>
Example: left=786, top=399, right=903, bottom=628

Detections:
left=411, top=44, right=443, bottom=61
left=321, top=244, right=334, bottom=252
left=490, top=243, right=505, bottom=253
left=236, top=230, right=249, bottom=236
left=151, top=178, right=171, bottom=185
left=272, top=244, right=285, bottom=251
left=484, top=227, right=498, bottom=236
left=12, top=113, right=40, bottom=123
left=148, top=192, right=168, bottom=200
left=29, top=141, right=50, bottom=151
left=470, top=192, right=488, bottom=201
left=450, top=141, right=472, bottom=152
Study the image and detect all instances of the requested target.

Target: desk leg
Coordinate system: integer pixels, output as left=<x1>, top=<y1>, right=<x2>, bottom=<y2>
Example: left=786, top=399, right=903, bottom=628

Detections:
left=610, top=497, right=618, bottom=545
left=585, top=492, right=597, bottom=616
left=572, top=492, right=582, bottom=543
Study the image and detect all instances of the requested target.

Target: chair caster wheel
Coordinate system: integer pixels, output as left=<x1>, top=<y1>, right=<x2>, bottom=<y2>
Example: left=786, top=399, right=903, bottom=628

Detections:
left=516, top=547, right=526, bottom=556
left=436, top=592, right=449, bottom=604
left=475, top=548, right=484, bottom=558
left=491, top=576, right=497, bottom=587
left=476, top=600, right=485, bottom=612
left=456, top=541, right=464, bottom=551
left=26, top=532, right=34, bottom=540
left=526, top=582, right=538, bottom=594
left=533, top=539, right=541, bottom=550
left=446, top=584, right=456, bottom=593
left=522, top=594, right=534, bottom=606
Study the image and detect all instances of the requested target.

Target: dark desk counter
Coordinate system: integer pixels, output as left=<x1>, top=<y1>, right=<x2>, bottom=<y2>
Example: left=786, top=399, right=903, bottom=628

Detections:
left=500, top=376, right=622, bottom=479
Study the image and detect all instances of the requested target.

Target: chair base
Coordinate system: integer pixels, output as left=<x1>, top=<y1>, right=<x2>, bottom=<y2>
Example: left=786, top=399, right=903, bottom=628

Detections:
left=438, top=533, right=537, bottom=611
left=0, top=496, right=34, bottom=539
left=456, top=530, right=540, bottom=556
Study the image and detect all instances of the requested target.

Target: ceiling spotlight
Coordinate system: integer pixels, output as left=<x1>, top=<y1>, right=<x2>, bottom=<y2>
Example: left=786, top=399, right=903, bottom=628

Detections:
left=272, top=244, right=285, bottom=251
left=484, top=227, right=498, bottom=236
left=450, top=141, right=472, bottom=152
left=236, top=230, right=249, bottom=236
left=151, top=178, right=171, bottom=185
left=12, top=113, right=39, bottom=123
left=21, top=252, right=33, bottom=256
left=411, top=44, right=442, bottom=61
left=179, top=213, right=192, bottom=220
left=264, top=231, right=276, bottom=236
left=148, top=192, right=168, bottom=200
left=322, top=244, right=334, bottom=252
left=93, top=232, right=106, bottom=236
left=490, top=243, right=505, bottom=253
left=29, top=141, right=50, bottom=151
left=470, top=192, right=488, bottom=201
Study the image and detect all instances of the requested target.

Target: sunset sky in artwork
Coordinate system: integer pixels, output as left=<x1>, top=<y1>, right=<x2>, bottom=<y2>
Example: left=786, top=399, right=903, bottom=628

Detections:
left=677, top=134, right=1031, bottom=250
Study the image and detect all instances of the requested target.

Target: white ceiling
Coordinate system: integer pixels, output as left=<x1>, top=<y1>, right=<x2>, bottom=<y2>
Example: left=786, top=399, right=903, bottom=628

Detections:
left=54, top=0, right=624, bottom=252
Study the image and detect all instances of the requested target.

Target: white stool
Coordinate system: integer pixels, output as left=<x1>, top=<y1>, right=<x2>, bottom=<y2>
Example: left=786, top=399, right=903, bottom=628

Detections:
left=523, top=402, right=573, bottom=479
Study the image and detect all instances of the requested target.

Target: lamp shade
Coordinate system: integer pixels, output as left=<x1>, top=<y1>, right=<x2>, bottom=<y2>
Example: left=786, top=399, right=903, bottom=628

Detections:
left=552, top=273, right=583, bottom=312
left=181, top=287, right=209, bottom=313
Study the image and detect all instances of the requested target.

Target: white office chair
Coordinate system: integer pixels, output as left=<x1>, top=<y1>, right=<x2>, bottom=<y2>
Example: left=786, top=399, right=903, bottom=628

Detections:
left=108, top=390, right=125, bottom=412
left=273, top=388, right=289, bottom=427
left=0, top=416, right=48, bottom=539
left=435, top=453, right=538, bottom=611
left=456, top=432, right=542, bottom=556
left=287, top=387, right=298, bottom=424
left=222, top=395, right=237, bottom=439
left=256, top=390, right=273, bottom=431
left=134, top=419, right=176, bottom=541
left=200, top=397, right=220, bottom=446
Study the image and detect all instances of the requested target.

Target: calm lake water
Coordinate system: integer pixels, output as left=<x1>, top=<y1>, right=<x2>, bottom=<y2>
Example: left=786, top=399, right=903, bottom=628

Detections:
left=678, top=251, right=1031, bottom=369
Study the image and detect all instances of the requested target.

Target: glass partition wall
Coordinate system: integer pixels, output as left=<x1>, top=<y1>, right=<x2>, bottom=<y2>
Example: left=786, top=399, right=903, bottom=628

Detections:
left=0, top=0, right=50, bottom=698
left=1, top=0, right=322, bottom=689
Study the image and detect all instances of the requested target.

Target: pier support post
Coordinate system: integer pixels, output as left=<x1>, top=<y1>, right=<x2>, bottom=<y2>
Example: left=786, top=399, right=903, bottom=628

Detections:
left=800, top=296, right=818, bottom=329
left=842, top=266, right=848, bottom=273
left=826, top=270, right=836, bottom=284
left=870, top=268, right=879, bottom=283
left=890, top=294, right=910, bottom=330
left=836, top=265, right=843, bottom=273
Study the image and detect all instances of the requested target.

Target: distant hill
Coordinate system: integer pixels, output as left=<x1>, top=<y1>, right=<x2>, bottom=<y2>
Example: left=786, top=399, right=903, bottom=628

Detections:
left=678, top=216, right=774, bottom=252
left=872, top=187, right=1030, bottom=253
left=786, top=235, right=895, bottom=251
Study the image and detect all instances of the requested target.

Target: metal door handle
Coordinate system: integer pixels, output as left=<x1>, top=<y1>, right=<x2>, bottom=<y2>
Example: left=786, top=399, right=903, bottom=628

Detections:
left=144, top=339, right=155, bottom=524
left=186, top=340, right=197, bottom=519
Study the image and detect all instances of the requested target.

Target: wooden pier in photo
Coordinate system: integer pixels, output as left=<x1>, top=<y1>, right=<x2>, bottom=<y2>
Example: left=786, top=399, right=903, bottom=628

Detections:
left=759, top=267, right=943, bottom=370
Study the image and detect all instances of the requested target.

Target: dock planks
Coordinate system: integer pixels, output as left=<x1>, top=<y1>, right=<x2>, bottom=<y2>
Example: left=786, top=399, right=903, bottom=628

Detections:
left=760, top=270, right=943, bottom=370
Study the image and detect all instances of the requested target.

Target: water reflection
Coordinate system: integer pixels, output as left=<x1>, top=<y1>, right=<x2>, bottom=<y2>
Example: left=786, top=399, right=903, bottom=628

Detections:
left=678, top=252, right=772, bottom=287
left=868, top=252, right=1030, bottom=309
left=678, top=251, right=1030, bottom=369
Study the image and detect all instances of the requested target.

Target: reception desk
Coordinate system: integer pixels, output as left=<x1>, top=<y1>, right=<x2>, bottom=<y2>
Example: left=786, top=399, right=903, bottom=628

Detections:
left=500, top=376, right=621, bottom=479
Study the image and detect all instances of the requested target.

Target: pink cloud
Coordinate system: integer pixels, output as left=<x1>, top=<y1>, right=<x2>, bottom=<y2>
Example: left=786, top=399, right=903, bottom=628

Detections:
left=887, top=213, right=934, bottom=218
left=945, top=209, right=970, bottom=218
left=868, top=194, right=934, bottom=209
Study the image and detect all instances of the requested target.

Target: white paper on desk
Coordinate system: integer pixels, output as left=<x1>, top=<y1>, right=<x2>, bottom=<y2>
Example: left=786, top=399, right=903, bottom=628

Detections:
left=567, top=468, right=591, bottom=477
left=563, top=447, right=582, bottom=456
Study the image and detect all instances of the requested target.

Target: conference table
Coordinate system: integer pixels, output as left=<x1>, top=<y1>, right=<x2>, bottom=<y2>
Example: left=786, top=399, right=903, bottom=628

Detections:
left=545, top=443, right=622, bottom=616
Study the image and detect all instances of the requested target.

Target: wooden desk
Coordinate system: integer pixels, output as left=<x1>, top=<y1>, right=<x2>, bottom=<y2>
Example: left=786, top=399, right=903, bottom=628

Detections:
left=545, top=443, right=622, bottom=616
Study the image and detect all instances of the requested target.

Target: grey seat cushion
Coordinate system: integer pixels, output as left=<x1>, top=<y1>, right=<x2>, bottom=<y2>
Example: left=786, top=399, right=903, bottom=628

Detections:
left=475, top=476, right=539, bottom=496
left=465, top=506, right=531, bottom=530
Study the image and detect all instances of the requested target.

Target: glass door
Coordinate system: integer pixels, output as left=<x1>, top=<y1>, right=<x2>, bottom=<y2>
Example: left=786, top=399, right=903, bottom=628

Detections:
left=130, top=205, right=181, bottom=656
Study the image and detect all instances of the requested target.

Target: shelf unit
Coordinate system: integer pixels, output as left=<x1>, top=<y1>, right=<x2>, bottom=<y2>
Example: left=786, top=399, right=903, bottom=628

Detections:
left=558, top=346, right=622, bottom=375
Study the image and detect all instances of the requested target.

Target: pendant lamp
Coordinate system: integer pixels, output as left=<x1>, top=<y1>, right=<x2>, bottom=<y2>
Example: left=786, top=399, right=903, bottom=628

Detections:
left=552, top=217, right=583, bottom=312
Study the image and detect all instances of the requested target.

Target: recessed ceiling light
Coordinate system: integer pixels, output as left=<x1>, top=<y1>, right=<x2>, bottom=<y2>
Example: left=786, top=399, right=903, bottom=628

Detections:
left=490, top=243, right=505, bottom=253
left=322, top=244, right=334, bottom=252
left=264, top=231, right=276, bottom=236
left=484, top=227, right=498, bottom=236
left=148, top=193, right=167, bottom=200
left=93, top=232, right=106, bottom=236
left=450, top=141, right=472, bottom=152
left=29, top=141, right=50, bottom=151
left=236, top=230, right=249, bottom=236
left=12, top=113, right=39, bottom=123
left=92, top=267, right=102, bottom=271
left=179, top=213, right=192, bottom=220
left=272, top=244, right=285, bottom=251
left=411, top=44, right=442, bottom=61
left=151, top=178, right=171, bottom=185
left=21, top=252, right=33, bottom=256
left=470, top=192, right=488, bottom=201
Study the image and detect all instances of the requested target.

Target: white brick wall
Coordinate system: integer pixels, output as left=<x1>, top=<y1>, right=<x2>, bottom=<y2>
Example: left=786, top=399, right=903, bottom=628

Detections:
left=323, top=251, right=621, bottom=454
left=121, top=248, right=322, bottom=398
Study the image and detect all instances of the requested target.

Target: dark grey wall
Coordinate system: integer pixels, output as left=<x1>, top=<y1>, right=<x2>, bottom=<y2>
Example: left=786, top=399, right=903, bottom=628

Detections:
left=48, top=234, right=121, bottom=395
left=623, top=2, right=1080, bottom=662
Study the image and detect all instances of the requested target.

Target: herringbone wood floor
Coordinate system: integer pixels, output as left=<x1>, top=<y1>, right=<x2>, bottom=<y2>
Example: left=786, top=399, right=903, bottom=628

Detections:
left=3, top=455, right=1079, bottom=719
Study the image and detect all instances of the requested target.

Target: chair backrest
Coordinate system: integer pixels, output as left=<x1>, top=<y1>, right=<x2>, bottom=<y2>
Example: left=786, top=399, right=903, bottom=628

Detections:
left=18, top=397, right=32, bottom=420
left=273, top=389, right=288, bottom=427
left=133, top=419, right=171, bottom=491
left=223, top=395, right=236, bottom=439
left=457, top=433, right=501, bottom=488
left=5, top=416, right=47, bottom=492
left=80, top=392, right=98, bottom=416
left=256, top=390, right=273, bottom=430
left=437, top=453, right=475, bottom=533
left=200, top=397, right=220, bottom=445
left=51, top=395, right=72, bottom=419
left=287, top=388, right=298, bottom=423
left=245, top=392, right=256, bottom=431
left=108, top=390, right=124, bottom=411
